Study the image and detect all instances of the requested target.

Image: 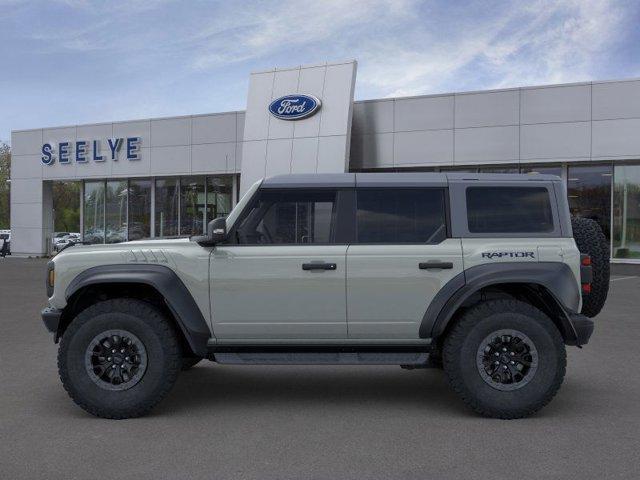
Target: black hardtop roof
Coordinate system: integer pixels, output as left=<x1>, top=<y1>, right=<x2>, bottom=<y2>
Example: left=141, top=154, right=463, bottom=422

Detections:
left=261, top=172, right=562, bottom=188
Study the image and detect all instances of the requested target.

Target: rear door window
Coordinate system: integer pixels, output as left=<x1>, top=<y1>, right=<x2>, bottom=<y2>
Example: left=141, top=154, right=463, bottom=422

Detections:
left=466, top=186, right=554, bottom=233
left=356, top=188, right=447, bottom=243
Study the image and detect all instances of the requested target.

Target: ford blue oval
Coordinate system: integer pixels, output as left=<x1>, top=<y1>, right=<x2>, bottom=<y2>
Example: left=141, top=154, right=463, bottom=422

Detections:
left=268, top=94, right=321, bottom=120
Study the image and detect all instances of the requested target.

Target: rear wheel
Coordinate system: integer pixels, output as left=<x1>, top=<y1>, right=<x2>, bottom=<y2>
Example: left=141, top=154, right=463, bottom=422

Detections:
left=571, top=216, right=610, bottom=317
left=443, top=299, right=566, bottom=419
left=58, top=298, right=182, bottom=419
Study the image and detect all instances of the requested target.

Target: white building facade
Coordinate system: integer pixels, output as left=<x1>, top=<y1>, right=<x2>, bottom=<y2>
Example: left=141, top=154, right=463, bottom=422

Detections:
left=10, top=59, right=640, bottom=262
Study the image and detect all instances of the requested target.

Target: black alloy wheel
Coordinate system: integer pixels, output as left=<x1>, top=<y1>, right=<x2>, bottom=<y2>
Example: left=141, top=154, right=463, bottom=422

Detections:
left=476, top=329, right=538, bottom=391
left=85, top=329, right=148, bottom=391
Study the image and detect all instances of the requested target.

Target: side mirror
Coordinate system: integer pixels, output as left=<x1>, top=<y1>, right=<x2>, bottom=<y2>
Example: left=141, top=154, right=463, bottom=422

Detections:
left=192, top=217, right=227, bottom=246
left=208, top=217, right=227, bottom=243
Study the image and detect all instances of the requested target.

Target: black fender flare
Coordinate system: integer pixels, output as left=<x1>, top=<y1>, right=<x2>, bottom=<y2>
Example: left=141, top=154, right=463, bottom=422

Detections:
left=420, top=262, right=582, bottom=344
left=65, top=264, right=211, bottom=356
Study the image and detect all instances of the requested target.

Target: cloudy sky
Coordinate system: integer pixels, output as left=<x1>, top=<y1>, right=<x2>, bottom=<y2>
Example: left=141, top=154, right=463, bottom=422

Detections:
left=1, top=0, right=639, bottom=143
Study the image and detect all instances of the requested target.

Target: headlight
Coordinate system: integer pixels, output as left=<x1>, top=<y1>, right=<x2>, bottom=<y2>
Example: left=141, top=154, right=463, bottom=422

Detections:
left=46, top=261, right=55, bottom=297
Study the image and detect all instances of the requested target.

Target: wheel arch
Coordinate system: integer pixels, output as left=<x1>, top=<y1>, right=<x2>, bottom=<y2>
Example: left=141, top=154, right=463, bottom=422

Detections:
left=422, top=263, right=582, bottom=346
left=59, top=264, right=211, bottom=357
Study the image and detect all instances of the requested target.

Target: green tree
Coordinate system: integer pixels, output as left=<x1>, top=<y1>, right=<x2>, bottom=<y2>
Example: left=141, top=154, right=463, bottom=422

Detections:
left=53, top=181, right=81, bottom=232
left=0, top=142, right=10, bottom=229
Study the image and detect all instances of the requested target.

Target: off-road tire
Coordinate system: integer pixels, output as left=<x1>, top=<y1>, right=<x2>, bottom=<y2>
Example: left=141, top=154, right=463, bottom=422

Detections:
left=58, top=298, right=182, bottom=419
left=181, top=356, right=203, bottom=371
left=443, top=299, right=566, bottom=419
left=571, top=216, right=610, bottom=317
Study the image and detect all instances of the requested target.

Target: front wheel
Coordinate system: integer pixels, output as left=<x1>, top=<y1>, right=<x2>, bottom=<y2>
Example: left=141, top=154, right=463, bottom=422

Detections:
left=443, top=299, right=566, bottom=419
left=58, top=298, right=182, bottom=419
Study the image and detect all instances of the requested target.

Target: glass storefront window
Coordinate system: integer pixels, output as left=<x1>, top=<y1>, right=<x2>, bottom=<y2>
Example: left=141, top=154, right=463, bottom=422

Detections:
left=105, top=180, right=128, bottom=244
left=180, top=176, right=206, bottom=236
left=478, top=166, right=519, bottom=173
left=79, top=175, right=236, bottom=242
left=520, top=165, right=562, bottom=177
left=439, top=167, right=478, bottom=173
left=52, top=181, right=81, bottom=233
left=206, top=176, right=233, bottom=222
left=568, top=164, right=612, bottom=239
left=83, top=181, right=105, bottom=244
left=128, top=179, right=151, bottom=241
left=155, top=178, right=180, bottom=237
left=613, top=165, right=640, bottom=259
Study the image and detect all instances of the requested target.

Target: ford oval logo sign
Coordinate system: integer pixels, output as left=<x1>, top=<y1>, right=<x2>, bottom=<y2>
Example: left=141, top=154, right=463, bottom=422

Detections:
left=268, top=94, right=321, bottom=120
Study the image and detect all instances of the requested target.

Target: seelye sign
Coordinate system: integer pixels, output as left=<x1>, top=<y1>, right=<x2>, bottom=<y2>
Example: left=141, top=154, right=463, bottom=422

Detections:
left=41, top=137, right=141, bottom=166
left=268, top=94, right=321, bottom=120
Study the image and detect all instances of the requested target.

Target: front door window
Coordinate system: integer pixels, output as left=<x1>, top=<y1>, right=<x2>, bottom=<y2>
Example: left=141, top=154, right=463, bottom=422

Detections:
left=234, top=190, right=337, bottom=245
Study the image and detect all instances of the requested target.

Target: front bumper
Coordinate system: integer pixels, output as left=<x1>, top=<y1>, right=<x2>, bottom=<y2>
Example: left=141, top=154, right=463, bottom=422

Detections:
left=567, top=312, right=594, bottom=346
left=41, top=307, right=62, bottom=338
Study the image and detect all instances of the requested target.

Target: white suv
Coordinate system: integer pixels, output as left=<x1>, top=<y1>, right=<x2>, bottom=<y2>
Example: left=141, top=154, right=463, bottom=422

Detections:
left=41, top=173, right=608, bottom=419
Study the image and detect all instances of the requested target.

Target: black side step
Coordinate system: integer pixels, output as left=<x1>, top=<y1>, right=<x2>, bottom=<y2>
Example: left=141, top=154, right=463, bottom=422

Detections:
left=213, top=351, right=430, bottom=366
left=207, top=343, right=432, bottom=354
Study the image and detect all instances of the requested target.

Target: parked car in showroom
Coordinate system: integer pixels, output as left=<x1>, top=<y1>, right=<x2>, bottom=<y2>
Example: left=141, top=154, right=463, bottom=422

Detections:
left=53, top=233, right=81, bottom=252
left=52, top=232, right=71, bottom=249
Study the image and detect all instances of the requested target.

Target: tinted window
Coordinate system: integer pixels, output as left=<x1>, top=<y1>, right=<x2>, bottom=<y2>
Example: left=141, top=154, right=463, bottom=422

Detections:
left=235, top=190, right=337, bottom=244
left=568, top=164, right=612, bottom=240
left=356, top=189, right=447, bottom=243
left=466, top=187, right=554, bottom=233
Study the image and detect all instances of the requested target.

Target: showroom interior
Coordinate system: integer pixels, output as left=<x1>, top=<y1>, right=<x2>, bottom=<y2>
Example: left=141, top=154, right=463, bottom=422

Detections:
left=9, top=60, right=640, bottom=261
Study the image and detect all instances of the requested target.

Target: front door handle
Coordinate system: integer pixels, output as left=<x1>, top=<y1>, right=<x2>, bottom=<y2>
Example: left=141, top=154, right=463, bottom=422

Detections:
left=302, top=262, right=337, bottom=271
left=419, top=261, right=453, bottom=270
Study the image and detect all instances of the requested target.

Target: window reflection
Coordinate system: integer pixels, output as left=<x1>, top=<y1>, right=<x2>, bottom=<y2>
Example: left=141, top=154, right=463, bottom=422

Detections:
left=155, top=178, right=179, bottom=238
left=206, top=176, right=233, bottom=222
left=81, top=175, right=236, bottom=243
left=180, top=176, right=206, bottom=236
left=128, top=179, right=151, bottom=241
left=105, top=180, right=128, bottom=243
left=520, top=165, right=562, bottom=177
left=613, top=165, right=640, bottom=259
left=83, top=181, right=105, bottom=244
left=567, top=165, right=612, bottom=239
left=478, top=166, right=519, bottom=173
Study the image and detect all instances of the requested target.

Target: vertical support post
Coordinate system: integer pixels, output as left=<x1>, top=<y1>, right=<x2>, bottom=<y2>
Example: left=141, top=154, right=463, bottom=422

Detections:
left=42, top=181, right=54, bottom=256
left=232, top=174, right=239, bottom=207
left=203, top=176, right=208, bottom=234
left=79, top=181, right=84, bottom=240
left=150, top=177, right=156, bottom=238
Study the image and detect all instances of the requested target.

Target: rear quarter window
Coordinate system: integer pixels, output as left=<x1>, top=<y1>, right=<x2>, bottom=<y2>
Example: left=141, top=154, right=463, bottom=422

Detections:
left=466, top=186, right=554, bottom=233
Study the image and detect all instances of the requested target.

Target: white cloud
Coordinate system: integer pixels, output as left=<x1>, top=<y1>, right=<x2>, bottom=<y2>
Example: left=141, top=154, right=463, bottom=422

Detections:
left=356, top=0, right=627, bottom=98
left=1, top=0, right=635, bottom=142
left=184, top=0, right=630, bottom=97
left=190, top=0, right=416, bottom=70
left=15, top=0, right=630, bottom=96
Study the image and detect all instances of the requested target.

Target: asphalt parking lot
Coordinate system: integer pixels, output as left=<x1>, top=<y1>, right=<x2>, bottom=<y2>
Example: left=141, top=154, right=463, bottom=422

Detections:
left=1, top=258, right=639, bottom=479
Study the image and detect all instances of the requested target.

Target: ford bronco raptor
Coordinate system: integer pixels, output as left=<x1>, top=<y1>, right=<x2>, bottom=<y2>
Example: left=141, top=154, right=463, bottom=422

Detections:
left=42, top=173, right=608, bottom=419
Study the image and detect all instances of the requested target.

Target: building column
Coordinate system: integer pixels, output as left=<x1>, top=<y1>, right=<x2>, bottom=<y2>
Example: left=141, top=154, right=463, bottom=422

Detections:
left=42, top=182, right=53, bottom=254
left=9, top=178, right=51, bottom=256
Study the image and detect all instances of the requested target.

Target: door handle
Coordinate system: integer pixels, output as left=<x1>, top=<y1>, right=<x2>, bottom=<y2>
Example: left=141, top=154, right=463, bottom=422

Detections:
left=419, top=261, right=453, bottom=270
left=302, top=262, right=337, bottom=271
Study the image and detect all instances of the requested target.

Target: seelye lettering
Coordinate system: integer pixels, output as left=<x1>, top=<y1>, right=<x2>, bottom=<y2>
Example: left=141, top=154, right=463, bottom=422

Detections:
left=41, top=137, right=141, bottom=165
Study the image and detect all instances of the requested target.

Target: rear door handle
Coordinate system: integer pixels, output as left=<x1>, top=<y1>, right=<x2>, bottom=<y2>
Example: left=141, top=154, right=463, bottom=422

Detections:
left=302, top=262, right=337, bottom=271
left=419, top=261, right=453, bottom=270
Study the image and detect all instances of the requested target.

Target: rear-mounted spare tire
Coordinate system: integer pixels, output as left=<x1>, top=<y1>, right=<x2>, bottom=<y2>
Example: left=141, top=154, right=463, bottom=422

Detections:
left=571, top=216, right=610, bottom=317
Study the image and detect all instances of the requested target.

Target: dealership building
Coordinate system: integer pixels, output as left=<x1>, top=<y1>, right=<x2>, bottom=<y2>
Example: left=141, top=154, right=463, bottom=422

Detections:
left=10, top=59, right=640, bottom=261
